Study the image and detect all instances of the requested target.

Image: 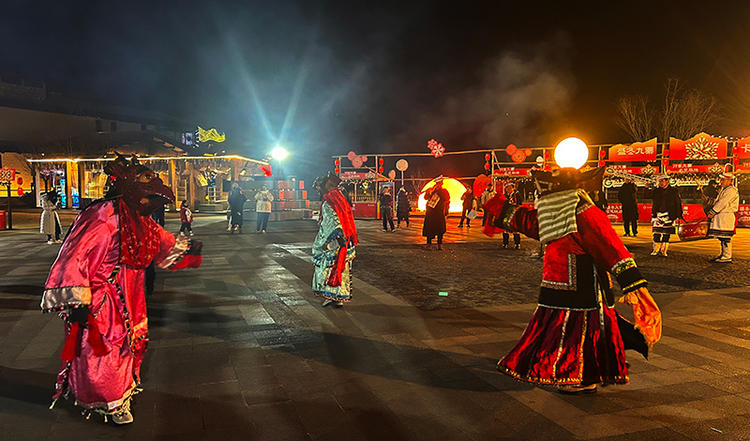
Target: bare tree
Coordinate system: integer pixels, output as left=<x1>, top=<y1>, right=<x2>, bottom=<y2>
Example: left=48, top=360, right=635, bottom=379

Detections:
left=614, top=95, right=653, bottom=141
left=659, top=77, right=721, bottom=140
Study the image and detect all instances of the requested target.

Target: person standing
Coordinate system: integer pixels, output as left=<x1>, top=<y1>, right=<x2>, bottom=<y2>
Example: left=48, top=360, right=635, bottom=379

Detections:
left=40, top=190, right=63, bottom=244
left=701, top=179, right=719, bottom=216
left=423, top=178, right=450, bottom=250
left=179, top=200, right=193, bottom=236
left=646, top=175, right=682, bottom=257
left=255, top=184, right=274, bottom=234
left=396, top=187, right=411, bottom=228
left=312, top=172, right=358, bottom=307
left=379, top=187, right=395, bottom=232
left=618, top=178, right=639, bottom=237
left=483, top=167, right=661, bottom=394
left=457, top=186, right=476, bottom=228
left=707, top=172, right=739, bottom=263
left=145, top=204, right=166, bottom=297
left=502, top=183, right=521, bottom=249
left=228, top=183, right=247, bottom=233
left=41, top=154, right=202, bottom=424
left=480, top=182, right=496, bottom=227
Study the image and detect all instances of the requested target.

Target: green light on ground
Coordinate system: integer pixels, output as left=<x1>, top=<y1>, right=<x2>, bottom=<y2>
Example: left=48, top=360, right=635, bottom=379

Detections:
left=439, top=292, right=448, bottom=296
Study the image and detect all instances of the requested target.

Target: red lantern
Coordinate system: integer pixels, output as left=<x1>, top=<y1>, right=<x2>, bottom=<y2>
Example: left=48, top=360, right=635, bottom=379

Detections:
left=378, top=158, right=384, bottom=165
left=733, top=157, right=740, bottom=165
left=598, top=160, right=605, bottom=167
left=378, top=166, right=384, bottom=173
left=544, top=152, right=551, bottom=160
left=16, top=177, right=23, bottom=185
left=485, top=153, right=491, bottom=161
left=484, top=162, right=490, bottom=170
left=524, top=149, right=532, bottom=156
left=334, top=167, right=340, bottom=174
left=505, top=144, right=517, bottom=155
left=662, top=159, right=669, bottom=166
left=599, top=150, right=606, bottom=158
left=663, top=149, right=670, bottom=157
left=334, top=159, right=340, bottom=166
left=16, top=187, right=23, bottom=196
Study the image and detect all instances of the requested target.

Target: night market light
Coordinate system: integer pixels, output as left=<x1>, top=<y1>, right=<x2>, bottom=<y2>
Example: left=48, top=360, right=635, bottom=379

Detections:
left=554, top=137, right=589, bottom=169
left=271, top=146, right=289, bottom=161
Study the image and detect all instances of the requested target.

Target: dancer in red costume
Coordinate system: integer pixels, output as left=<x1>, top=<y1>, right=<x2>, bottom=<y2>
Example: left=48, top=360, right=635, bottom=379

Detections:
left=483, top=167, right=661, bottom=393
left=41, top=155, right=202, bottom=423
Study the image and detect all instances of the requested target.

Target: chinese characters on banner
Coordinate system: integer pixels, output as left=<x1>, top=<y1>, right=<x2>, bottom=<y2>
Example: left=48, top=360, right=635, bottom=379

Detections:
left=608, top=138, right=657, bottom=161
left=738, top=205, right=750, bottom=227
left=666, top=163, right=727, bottom=174
left=492, top=167, right=530, bottom=176
left=668, top=132, right=727, bottom=160
left=738, top=136, right=750, bottom=159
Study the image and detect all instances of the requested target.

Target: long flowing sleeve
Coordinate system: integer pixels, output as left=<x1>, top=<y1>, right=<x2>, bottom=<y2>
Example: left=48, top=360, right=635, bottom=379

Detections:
left=41, top=203, right=117, bottom=312
left=155, top=226, right=202, bottom=270
left=484, top=194, right=539, bottom=240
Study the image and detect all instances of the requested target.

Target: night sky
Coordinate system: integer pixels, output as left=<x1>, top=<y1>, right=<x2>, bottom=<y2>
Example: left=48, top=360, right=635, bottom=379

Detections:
left=2, top=1, right=749, bottom=180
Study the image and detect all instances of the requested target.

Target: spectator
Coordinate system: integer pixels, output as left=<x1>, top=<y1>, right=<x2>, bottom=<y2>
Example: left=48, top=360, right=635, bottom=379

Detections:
left=707, top=172, right=739, bottom=263
left=457, top=186, right=476, bottom=228
left=645, top=175, right=682, bottom=257
left=502, top=183, right=521, bottom=249
left=396, top=187, right=411, bottom=228
left=255, top=184, right=274, bottom=234
left=179, top=200, right=193, bottom=236
left=618, top=178, right=639, bottom=237
left=379, top=187, right=395, bottom=232
left=40, top=190, right=63, bottom=244
left=228, top=183, right=247, bottom=233
left=480, top=182, right=496, bottom=227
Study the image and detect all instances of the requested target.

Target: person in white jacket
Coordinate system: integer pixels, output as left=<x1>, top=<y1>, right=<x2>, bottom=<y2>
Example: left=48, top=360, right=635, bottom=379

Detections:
left=255, top=185, right=274, bottom=233
left=40, top=190, right=62, bottom=244
left=707, top=172, right=739, bottom=263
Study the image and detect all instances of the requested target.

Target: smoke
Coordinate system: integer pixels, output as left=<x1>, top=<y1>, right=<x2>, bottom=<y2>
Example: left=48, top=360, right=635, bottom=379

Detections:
left=396, top=34, right=576, bottom=150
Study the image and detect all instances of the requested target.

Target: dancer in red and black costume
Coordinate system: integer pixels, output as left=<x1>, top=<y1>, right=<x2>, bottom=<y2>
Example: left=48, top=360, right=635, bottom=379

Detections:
left=483, top=167, right=661, bottom=393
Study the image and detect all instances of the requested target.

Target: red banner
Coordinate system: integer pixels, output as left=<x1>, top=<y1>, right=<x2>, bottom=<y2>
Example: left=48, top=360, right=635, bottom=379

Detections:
left=668, top=132, right=727, bottom=160
left=738, top=205, right=750, bottom=227
left=492, top=167, right=530, bottom=176
left=608, top=138, right=657, bottom=161
left=738, top=137, right=750, bottom=159
left=606, top=204, right=708, bottom=224
left=666, top=163, right=728, bottom=174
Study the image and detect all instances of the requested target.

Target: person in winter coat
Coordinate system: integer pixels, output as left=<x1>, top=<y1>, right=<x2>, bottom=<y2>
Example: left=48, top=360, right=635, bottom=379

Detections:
left=480, top=183, right=496, bottom=226
left=40, top=190, right=63, bottom=244
left=228, top=183, right=247, bottom=233
left=379, top=187, right=395, bottom=232
left=255, top=185, right=274, bottom=233
left=422, top=178, right=450, bottom=250
left=396, top=188, right=411, bottom=227
left=617, top=178, right=639, bottom=237
left=179, top=200, right=193, bottom=236
left=645, top=175, right=683, bottom=257
left=457, top=187, right=476, bottom=227
left=707, top=172, right=739, bottom=263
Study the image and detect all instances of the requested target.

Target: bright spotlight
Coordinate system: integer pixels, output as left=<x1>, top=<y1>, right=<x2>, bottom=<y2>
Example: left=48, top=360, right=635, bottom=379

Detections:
left=271, top=146, right=288, bottom=161
left=554, top=137, right=588, bottom=169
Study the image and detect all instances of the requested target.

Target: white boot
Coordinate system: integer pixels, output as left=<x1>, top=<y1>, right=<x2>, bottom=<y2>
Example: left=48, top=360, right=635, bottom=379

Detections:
left=650, top=242, right=659, bottom=256
left=658, top=242, right=669, bottom=257
left=717, top=242, right=732, bottom=263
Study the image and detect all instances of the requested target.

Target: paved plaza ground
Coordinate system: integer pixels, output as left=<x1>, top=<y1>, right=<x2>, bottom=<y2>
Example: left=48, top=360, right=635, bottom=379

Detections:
left=2, top=209, right=750, bottom=440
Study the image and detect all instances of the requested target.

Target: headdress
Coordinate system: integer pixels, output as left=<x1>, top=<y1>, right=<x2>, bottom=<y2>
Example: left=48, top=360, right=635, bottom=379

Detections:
left=104, top=153, right=175, bottom=216
left=313, top=171, right=342, bottom=193
left=719, top=172, right=735, bottom=180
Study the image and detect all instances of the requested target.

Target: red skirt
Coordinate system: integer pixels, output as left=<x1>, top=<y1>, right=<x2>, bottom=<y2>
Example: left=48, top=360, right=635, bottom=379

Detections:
left=498, top=303, right=628, bottom=386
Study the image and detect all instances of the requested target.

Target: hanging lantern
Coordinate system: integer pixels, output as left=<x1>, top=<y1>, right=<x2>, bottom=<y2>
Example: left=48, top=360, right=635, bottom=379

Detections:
left=485, top=153, right=491, bottom=161
left=663, top=149, right=670, bottom=157
left=598, top=160, right=605, bottom=167
left=544, top=151, right=551, bottom=160
left=378, top=166, right=384, bottom=173
left=334, top=159, right=340, bottom=166
left=16, top=187, right=23, bottom=196
left=334, top=167, right=340, bottom=174
left=599, top=150, right=606, bottom=158
left=484, top=162, right=490, bottom=170
left=378, top=158, right=384, bottom=165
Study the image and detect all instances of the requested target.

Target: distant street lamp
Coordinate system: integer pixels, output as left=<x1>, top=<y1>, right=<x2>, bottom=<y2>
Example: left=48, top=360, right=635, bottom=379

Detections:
left=271, top=146, right=289, bottom=161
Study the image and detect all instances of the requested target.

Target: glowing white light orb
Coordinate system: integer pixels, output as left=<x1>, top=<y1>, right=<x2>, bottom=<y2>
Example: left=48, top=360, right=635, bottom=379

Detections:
left=417, top=177, right=467, bottom=213
left=554, top=137, right=589, bottom=169
left=271, top=146, right=289, bottom=161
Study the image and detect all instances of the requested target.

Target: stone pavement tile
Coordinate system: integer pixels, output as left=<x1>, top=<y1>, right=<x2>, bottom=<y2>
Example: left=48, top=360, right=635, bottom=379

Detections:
left=203, top=423, right=259, bottom=441
left=592, top=427, right=692, bottom=441
left=152, top=393, right=203, bottom=437
left=247, top=401, right=311, bottom=441
left=638, top=366, right=717, bottom=386
left=650, top=345, right=715, bottom=368
left=668, top=415, right=750, bottom=441
left=491, top=393, right=578, bottom=441
left=632, top=395, right=750, bottom=426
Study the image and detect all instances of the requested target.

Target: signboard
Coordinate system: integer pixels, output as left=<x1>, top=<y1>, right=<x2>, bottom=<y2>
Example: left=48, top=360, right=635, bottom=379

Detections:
left=738, top=137, right=750, bottom=158
left=738, top=205, right=750, bottom=227
left=492, top=167, right=530, bottom=176
left=608, top=138, right=657, bottom=161
left=606, top=164, right=658, bottom=175
left=666, top=163, right=727, bottom=174
left=340, top=171, right=372, bottom=180
left=668, top=133, right=727, bottom=160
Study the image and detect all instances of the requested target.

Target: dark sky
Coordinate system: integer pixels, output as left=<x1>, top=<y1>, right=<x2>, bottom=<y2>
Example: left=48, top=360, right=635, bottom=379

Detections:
left=2, top=1, right=749, bottom=180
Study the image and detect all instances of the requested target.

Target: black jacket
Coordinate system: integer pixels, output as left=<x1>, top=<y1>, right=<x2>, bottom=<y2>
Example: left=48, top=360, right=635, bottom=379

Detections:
left=648, top=186, right=682, bottom=220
